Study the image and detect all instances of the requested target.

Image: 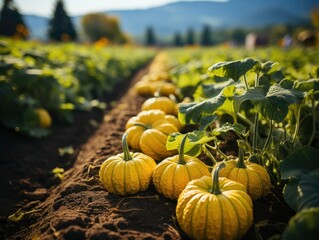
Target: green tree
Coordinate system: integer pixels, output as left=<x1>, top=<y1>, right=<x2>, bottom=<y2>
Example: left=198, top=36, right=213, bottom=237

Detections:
left=200, top=25, right=213, bottom=46
left=82, top=13, right=127, bottom=44
left=186, top=28, right=195, bottom=45
left=48, top=0, right=77, bottom=41
left=0, top=0, right=29, bottom=39
left=145, top=26, right=156, bottom=46
left=173, top=32, right=183, bottom=46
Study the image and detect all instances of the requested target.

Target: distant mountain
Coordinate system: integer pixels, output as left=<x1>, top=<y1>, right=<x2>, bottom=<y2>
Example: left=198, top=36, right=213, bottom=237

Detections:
left=22, top=0, right=318, bottom=41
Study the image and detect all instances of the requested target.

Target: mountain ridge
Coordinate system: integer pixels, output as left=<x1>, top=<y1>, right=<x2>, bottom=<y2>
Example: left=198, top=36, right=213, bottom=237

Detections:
left=21, top=0, right=318, bottom=40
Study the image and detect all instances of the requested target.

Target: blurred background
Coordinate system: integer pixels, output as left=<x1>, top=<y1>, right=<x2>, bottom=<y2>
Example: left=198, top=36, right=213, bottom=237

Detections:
left=0, top=0, right=318, bottom=47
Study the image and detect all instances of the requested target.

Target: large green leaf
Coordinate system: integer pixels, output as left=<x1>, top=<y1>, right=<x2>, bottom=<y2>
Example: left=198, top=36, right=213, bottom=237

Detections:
left=282, top=208, right=319, bottom=240
left=297, top=169, right=319, bottom=210
left=236, top=85, right=304, bottom=122
left=294, top=78, right=319, bottom=100
left=208, top=58, right=260, bottom=81
left=279, top=146, right=319, bottom=180
left=178, top=92, right=225, bottom=130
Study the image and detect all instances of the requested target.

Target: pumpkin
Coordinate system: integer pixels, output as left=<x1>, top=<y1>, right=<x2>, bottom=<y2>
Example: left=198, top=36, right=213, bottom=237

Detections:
left=152, top=134, right=210, bottom=199
left=141, top=96, right=178, bottom=116
left=125, top=110, right=179, bottom=161
left=176, top=162, right=253, bottom=240
left=217, top=142, right=271, bottom=200
left=35, top=108, right=52, bottom=128
left=99, top=133, right=156, bottom=196
left=134, top=80, right=177, bottom=97
left=164, top=115, right=183, bottom=131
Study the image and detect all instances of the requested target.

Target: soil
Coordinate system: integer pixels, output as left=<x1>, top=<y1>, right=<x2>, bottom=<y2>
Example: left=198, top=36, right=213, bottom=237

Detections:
left=0, top=62, right=295, bottom=240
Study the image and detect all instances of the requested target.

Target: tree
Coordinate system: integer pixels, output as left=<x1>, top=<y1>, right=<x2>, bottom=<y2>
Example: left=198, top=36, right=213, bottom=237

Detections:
left=173, top=32, right=183, bottom=46
left=200, top=25, right=213, bottom=46
left=0, top=0, right=29, bottom=39
left=145, top=26, right=156, bottom=46
left=82, top=13, right=127, bottom=44
left=186, top=28, right=195, bottom=45
left=48, top=0, right=77, bottom=41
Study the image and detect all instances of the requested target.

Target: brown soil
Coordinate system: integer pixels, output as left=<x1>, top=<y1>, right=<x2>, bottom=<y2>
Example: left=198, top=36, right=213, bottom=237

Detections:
left=0, top=63, right=294, bottom=240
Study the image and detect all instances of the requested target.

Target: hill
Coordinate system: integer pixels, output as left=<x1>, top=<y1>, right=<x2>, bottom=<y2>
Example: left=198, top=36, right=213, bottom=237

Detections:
left=22, top=0, right=318, bottom=40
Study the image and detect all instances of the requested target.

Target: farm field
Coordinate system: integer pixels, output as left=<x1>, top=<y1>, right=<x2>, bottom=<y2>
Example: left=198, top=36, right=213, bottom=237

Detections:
left=1, top=39, right=319, bottom=240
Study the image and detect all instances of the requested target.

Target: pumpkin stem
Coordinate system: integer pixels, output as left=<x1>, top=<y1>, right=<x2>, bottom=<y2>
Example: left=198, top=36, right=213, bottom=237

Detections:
left=134, top=122, right=150, bottom=129
left=177, top=134, right=188, bottom=165
left=211, top=162, right=226, bottom=195
left=236, top=140, right=247, bottom=168
left=122, top=133, right=133, bottom=161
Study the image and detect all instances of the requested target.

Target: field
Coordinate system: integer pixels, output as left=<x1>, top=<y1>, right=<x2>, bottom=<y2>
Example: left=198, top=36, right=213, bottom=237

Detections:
left=1, top=39, right=319, bottom=240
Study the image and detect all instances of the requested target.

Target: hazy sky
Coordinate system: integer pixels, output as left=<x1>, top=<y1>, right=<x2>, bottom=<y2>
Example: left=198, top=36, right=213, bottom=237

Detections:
left=14, top=0, right=227, bottom=17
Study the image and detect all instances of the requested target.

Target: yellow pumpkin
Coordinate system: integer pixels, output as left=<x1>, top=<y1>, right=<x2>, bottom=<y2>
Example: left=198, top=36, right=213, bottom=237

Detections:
left=176, top=162, right=253, bottom=240
left=218, top=144, right=271, bottom=200
left=125, top=110, right=178, bottom=161
left=35, top=108, right=52, bottom=128
left=164, top=115, right=183, bottom=131
left=134, top=80, right=177, bottom=97
left=99, top=133, right=156, bottom=196
left=152, top=134, right=210, bottom=199
left=141, top=96, right=178, bottom=116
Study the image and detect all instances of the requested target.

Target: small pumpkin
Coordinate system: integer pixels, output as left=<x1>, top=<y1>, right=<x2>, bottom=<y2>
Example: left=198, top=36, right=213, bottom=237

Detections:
left=217, top=141, right=271, bottom=200
left=99, top=133, right=156, bottom=196
left=134, top=80, right=177, bottom=97
left=125, top=110, right=179, bottom=161
left=176, top=162, right=253, bottom=240
left=141, top=96, right=178, bottom=116
left=152, top=134, right=210, bottom=199
left=35, top=108, right=52, bottom=128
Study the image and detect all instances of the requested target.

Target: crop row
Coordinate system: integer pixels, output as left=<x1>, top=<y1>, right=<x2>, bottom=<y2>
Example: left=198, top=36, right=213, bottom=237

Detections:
left=98, top=47, right=319, bottom=239
left=0, top=39, right=155, bottom=137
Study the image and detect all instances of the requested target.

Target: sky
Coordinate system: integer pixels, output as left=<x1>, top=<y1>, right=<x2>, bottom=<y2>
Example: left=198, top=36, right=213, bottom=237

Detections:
left=14, top=0, right=226, bottom=17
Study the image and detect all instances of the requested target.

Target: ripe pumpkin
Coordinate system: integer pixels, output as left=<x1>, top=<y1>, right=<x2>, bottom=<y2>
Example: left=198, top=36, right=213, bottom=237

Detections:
left=99, top=133, right=156, bottom=196
left=152, top=134, right=210, bottom=199
left=134, top=80, right=177, bottom=97
left=35, top=108, right=52, bottom=128
left=176, top=162, right=253, bottom=240
left=125, top=110, right=179, bottom=161
left=141, top=96, right=178, bottom=116
left=217, top=143, right=271, bottom=200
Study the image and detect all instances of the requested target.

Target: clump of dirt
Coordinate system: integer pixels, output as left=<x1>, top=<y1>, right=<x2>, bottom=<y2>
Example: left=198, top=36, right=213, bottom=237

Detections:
left=0, top=66, right=294, bottom=240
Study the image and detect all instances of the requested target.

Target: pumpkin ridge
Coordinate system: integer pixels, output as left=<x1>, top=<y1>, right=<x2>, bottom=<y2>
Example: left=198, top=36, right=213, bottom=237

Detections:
left=188, top=159, right=208, bottom=179
left=231, top=191, right=253, bottom=235
left=156, top=162, right=170, bottom=194
left=250, top=165, right=264, bottom=198
left=171, top=164, right=177, bottom=198
left=224, top=192, right=241, bottom=239
left=123, top=162, right=127, bottom=195
left=189, top=195, right=202, bottom=238
left=218, top=195, right=224, bottom=238
left=184, top=162, right=192, bottom=184
left=133, top=159, right=142, bottom=191
left=204, top=195, right=210, bottom=239
left=245, top=166, right=250, bottom=194
left=103, top=161, right=114, bottom=192
left=111, top=162, right=119, bottom=195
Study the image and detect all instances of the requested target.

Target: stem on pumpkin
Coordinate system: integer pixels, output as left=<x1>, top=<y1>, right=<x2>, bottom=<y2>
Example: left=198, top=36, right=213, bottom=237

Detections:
left=236, top=140, right=247, bottom=168
left=122, top=133, right=133, bottom=161
left=211, top=162, right=226, bottom=195
left=177, top=134, right=188, bottom=165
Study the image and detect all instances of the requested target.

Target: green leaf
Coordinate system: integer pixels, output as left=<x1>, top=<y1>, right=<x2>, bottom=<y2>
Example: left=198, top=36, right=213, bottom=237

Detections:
left=198, top=79, right=236, bottom=98
left=260, top=61, right=280, bottom=74
left=166, top=131, right=215, bottom=156
left=236, top=85, right=304, bottom=122
left=212, top=122, right=247, bottom=136
left=297, top=169, right=319, bottom=210
left=178, top=92, right=225, bottom=130
left=208, top=58, right=260, bottom=81
left=279, top=146, right=319, bottom=180
left=282, top=208, right=319, bottom=240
